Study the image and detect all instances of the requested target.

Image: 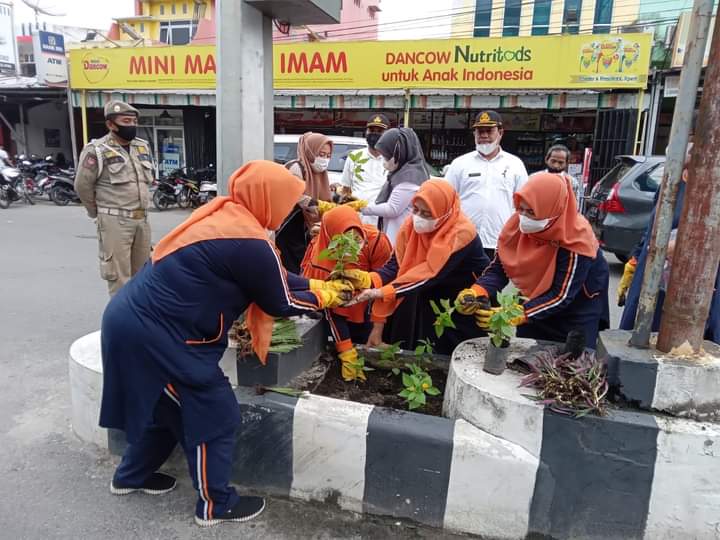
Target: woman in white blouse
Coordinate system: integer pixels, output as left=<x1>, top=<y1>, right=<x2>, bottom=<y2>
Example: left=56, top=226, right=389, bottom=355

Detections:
left=361, top=128, right=429, bottom=246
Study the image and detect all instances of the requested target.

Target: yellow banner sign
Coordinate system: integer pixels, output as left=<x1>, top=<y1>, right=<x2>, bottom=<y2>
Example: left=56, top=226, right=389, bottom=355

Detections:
left=70, top=34, right=652, bottom=90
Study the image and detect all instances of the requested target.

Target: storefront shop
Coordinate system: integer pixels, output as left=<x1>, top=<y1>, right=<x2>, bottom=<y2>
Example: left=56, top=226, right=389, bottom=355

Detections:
left=69, top=33, right=652, bottom=176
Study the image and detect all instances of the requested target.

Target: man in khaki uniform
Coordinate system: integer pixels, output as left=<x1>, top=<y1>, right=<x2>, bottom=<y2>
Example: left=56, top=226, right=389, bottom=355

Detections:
left=75, top=100, right=154, bottom=296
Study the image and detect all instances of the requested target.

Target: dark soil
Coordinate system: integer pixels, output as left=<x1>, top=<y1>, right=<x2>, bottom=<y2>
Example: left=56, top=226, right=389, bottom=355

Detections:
left=291, top=354, right=447, bottom=417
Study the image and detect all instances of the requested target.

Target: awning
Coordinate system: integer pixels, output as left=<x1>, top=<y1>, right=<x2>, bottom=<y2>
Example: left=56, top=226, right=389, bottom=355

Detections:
left=71, top=88, right=647, bottom=111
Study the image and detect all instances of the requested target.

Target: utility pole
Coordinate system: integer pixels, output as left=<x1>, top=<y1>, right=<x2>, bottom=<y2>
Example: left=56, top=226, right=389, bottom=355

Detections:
left=216, top=0, right=274, bottom=195
left=656, top=8, right=720, bottom=353
left=629, top=0, right=715, bottom=348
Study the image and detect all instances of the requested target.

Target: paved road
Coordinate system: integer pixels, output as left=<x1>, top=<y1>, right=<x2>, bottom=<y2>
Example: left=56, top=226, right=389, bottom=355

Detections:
left=0, top=200, right=622, bottom=539
left=0, top=201, right=470, bottom=540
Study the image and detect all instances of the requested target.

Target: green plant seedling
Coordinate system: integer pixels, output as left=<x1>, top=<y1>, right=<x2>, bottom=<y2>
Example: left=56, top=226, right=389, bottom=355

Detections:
left=430, top=298, right=457, bottom=338
left=348, top=150, right=370, bottom=183
left=346, top=354, right=375, bottom=383
left=397, top=363, right=441, bottom=410
left=319, top=231, right=363, bottom=273
left=488, top=290, right=524, bottom=348
left=379, top=341, right=403, bottom=364
left=414, top=338, right=435, bottom=369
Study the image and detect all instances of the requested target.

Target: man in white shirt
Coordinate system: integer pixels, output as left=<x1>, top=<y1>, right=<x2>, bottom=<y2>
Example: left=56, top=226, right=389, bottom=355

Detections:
left=535, top=144, right=584, bottom=212
left=445, top=110, right=528, bottom=259
left=340, top=113, right=390, bottom=226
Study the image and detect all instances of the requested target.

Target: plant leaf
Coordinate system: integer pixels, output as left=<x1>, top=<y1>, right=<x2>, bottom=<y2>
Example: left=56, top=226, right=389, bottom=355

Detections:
left=426, top=387, right=441, bottom=396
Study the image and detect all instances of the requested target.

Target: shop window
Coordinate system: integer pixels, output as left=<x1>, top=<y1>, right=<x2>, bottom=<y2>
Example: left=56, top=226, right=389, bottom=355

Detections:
left=593, top=0, right=613, bottom=33
left=502, top=0, right=522, bottom=36
left=563, top=0, right=582, bottom=34
left=473, top=0, right=492, bottom=37
left=532, top=0, right=551, bottom=35
left=159, top=20, right=198, bottom=45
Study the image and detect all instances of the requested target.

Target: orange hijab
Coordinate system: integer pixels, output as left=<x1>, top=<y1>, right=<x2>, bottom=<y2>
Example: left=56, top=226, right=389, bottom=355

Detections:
left=373, top=179, right=477, bottom=318
left=301, top=205, right=391, bottom=323
left=153, top=160, right=305, bottom=362
left=297, top=132, right=333, bottom=202
left=497, top=172, right=598, bottom=299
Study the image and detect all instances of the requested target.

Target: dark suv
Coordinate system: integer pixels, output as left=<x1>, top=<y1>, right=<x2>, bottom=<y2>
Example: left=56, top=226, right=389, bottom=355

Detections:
left=584, top=155, right=665, bottom=262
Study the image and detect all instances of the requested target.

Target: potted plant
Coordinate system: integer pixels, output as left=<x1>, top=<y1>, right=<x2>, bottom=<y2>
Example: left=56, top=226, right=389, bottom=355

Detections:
left=484, top=290, right=524, bottom=375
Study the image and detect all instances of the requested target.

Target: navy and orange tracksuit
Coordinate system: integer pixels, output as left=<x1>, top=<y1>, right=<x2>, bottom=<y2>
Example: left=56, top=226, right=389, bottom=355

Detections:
left=476, top=247, right=610, bottom=347
left=100, top=238, right=322, bottom=520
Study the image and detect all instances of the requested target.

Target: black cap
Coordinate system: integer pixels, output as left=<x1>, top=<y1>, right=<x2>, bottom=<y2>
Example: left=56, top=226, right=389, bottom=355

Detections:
left=472, top=110, right=503, bottom=128
left=366, top=113, right=390, bottom=129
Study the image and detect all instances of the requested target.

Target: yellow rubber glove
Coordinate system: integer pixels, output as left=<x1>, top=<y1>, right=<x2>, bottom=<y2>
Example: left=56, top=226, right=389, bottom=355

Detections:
left=455, top=288, right=490, bottom=315
left=342, top=199, right=368, bottom=212
left=617, top=257, right=637, bottom=307
left=475, top=307, right=526, bottom=330
left=338, top=347, right=367, bottom=382
left=335, top=269, right=372, bottom=290
left=309, top=278, right=354, bottom=296
left=317, top=200, right=337, bottom=216
left=313, top=288, right=345, bottom=309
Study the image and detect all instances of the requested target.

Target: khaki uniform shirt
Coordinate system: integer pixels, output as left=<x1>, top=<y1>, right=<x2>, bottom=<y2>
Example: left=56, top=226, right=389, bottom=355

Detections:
left=74, top=133, right=154, bottom=218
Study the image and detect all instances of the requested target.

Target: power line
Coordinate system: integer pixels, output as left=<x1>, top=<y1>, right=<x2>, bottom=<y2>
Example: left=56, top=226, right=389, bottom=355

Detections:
left=275, top=13, right=682, bottom=43
left=272, top=0, right=689, bottom=42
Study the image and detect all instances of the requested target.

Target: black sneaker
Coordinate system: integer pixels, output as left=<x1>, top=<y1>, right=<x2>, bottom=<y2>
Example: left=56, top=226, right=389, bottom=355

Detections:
left=194, top=496, right=266, bottom=527
left=110, top=472, right=177, bottom=496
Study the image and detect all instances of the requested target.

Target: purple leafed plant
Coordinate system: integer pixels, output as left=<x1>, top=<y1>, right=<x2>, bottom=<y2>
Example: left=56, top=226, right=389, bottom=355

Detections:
left=519, top=349, right=609, bottom=417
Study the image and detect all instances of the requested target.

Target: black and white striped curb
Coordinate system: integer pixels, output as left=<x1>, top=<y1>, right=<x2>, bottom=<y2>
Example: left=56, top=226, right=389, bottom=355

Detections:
left=448, top=338, right=720, bottom=540
left=600, top=329, right=720, bottom=420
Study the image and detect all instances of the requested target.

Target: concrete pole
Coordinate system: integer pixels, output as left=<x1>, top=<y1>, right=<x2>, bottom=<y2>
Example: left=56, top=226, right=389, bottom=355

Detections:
left=656, top=10, right=720, bottom=353
left=629, top=0, right=714, bottom=348
left=216, top=0, right=274, bottom=196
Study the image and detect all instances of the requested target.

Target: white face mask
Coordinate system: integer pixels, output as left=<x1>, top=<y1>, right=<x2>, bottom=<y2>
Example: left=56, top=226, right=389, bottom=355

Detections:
left=311, top=157, right=330, bottom=172
left=382, top=157, right=398, bottom=172
left=476, top=140, right=499, bottom=156
left=519, top=214, right=551, bottom=234
left=413, top=214, right=441, bottom=234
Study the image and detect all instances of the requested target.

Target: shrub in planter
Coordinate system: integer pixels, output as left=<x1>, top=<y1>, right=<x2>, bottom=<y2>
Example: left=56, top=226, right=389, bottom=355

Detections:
left=520, top=349, right=609, bottom=417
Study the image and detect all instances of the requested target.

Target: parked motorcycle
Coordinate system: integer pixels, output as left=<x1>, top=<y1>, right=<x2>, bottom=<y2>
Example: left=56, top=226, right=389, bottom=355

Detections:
left=0, top=166, right=34, bottom=208
left=198, top=180, right=217, bottom=205
left=152, top=177, right=182, bottom=210
left=48, top=175, right=81, bottom=206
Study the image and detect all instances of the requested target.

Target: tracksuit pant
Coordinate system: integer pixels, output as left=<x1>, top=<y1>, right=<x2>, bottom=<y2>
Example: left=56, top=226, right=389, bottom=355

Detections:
left=112, top=385, right=239, bottom=520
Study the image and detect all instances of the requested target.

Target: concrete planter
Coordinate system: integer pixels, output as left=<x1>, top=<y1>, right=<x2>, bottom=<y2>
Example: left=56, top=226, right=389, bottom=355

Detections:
left=599, top=329, right=720, bottom=420
left=71, top=328, right=720, bottom=539
left=232, top=389, right=539, bottom=539
left=446, top=337, right=720, bottom=540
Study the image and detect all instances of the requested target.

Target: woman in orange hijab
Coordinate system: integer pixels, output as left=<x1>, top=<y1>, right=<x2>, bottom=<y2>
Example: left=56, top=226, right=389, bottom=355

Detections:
left=342, top=179, right=491, bottom=354
left=301, top=205, right=392, bottom=381
left=457, top=172, right=610, bottom=348
left=98, top=161, right=349, bottom=527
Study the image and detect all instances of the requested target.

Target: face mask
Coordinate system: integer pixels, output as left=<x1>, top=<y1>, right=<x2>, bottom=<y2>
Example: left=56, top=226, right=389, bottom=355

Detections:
left=112, top=122, right=136, bottom=142
left=383, top=157, right=398, bottom=172
left=311, top=157, right=330, bottom=173
left=413, top=214, right=441, bottom=234
left=476, top=140, right=499, bottom=156
left=519, top=214, right=551, bottom=234
left=366, top=133, right=382, bottom=149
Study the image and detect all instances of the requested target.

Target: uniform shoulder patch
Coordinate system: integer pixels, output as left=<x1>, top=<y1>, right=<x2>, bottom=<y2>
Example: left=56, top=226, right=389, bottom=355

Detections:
left=83, top=154, right=98, bottom=169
